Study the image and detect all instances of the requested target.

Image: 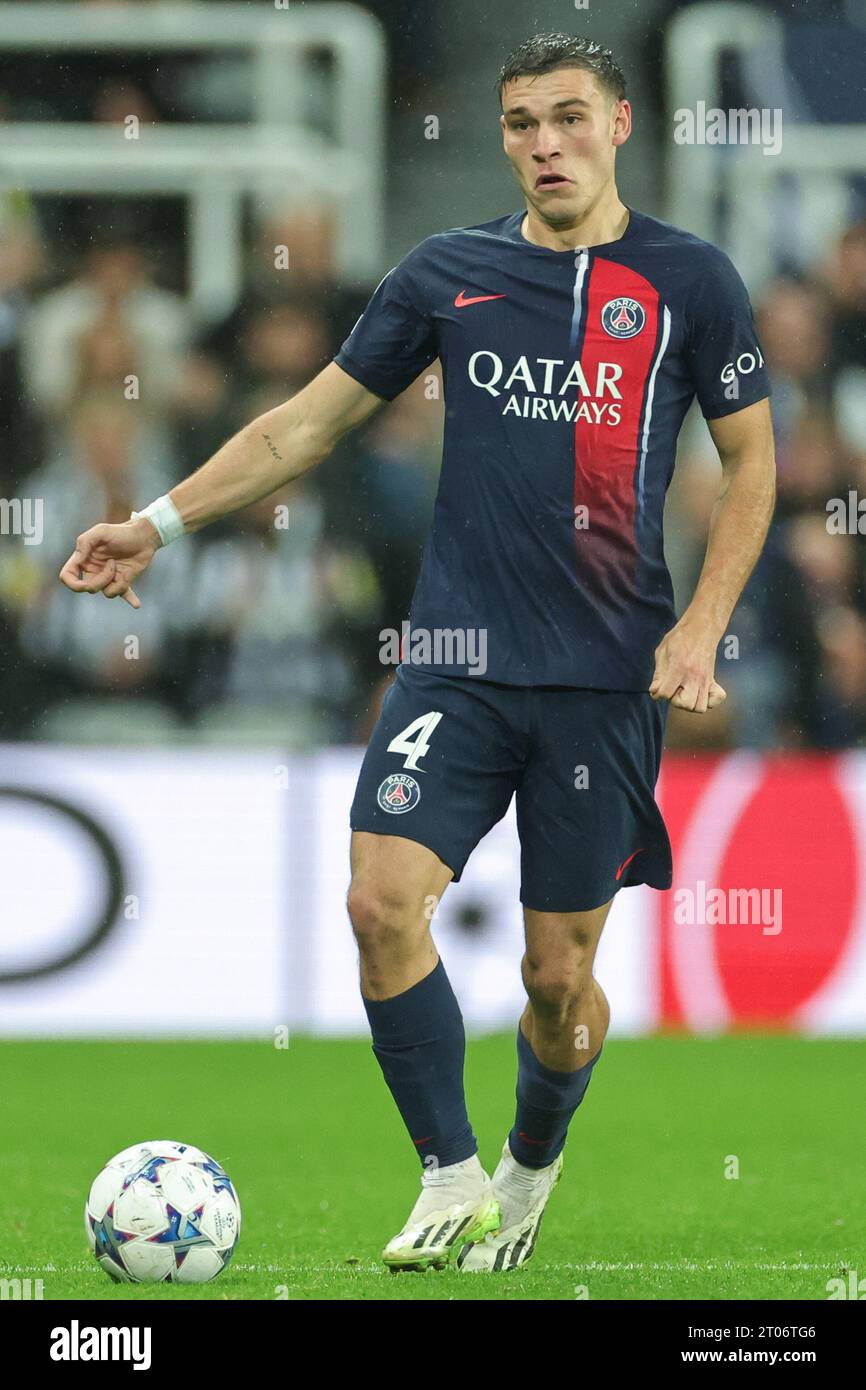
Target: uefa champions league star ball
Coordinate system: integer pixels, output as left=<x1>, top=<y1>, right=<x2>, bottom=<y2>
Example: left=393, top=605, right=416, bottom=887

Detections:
left=84, top=1140, right=241, bottom=1284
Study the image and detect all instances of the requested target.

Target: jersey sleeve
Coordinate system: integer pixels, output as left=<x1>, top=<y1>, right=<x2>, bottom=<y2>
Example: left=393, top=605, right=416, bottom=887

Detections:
left=333, top=247, right=438, bottom=402
left=683, top=249, right=771, bottom=419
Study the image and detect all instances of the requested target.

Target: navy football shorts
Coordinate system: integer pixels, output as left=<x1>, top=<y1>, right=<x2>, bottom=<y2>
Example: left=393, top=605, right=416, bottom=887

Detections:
left=350, top=665, right=673, bottom=913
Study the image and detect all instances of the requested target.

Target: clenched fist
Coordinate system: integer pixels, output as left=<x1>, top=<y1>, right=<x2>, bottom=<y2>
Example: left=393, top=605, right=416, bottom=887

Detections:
left=650, top=616, right=727, bottom=713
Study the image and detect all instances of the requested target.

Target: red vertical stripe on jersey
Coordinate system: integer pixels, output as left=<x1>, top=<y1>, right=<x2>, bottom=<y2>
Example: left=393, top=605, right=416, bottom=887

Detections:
left=573, top=258, right=659, bottom=603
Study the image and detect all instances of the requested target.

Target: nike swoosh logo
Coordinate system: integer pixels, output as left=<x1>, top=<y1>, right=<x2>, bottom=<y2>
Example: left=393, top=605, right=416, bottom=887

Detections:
left=615, top=849, right=644, bottom=881
left=454, top=290, right=506, bottom=308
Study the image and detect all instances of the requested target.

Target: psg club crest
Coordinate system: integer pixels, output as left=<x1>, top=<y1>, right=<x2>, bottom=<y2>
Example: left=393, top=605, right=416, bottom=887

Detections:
left=601, top=296, right=646, bottom=339
left=377, top=773, right=421, bottom=814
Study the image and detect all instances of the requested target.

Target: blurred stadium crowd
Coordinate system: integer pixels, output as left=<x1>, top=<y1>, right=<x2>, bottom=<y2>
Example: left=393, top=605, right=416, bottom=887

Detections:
left=0, top=201, right=443, bottom=746
left=0, top=0, right=865, bottom=751
left=671, top=218, right=866, bottom=751
left=0, top=0, right=446, bottom=748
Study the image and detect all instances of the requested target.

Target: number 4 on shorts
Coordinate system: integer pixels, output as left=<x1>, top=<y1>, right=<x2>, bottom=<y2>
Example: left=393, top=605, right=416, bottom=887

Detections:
left=387, top=711, right=443, bottom=771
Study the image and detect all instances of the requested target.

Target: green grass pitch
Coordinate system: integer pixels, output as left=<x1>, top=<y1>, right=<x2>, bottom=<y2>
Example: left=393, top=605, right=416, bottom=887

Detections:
left=1, top=1035, right=862, bottom=1301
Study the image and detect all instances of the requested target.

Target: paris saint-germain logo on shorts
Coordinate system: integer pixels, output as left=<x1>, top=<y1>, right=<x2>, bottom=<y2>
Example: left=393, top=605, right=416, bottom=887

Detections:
left=377, top=773, right=421, bottom=814
left=601, top=296, right=646, bottom=339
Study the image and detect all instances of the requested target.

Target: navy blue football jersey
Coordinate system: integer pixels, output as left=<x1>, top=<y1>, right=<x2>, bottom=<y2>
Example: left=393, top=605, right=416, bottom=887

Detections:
left=334, top=208, right=771, bottom=688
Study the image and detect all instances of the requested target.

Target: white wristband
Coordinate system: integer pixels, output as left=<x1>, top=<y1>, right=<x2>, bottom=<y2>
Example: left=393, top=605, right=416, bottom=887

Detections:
left=130, top=495, right=186, bottom=547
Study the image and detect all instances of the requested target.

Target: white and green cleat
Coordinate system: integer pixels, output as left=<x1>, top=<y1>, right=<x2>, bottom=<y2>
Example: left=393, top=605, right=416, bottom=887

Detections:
left=382, top=1154, right=501, bottom=1273
left=456, top=1141, right=563, bottom=1272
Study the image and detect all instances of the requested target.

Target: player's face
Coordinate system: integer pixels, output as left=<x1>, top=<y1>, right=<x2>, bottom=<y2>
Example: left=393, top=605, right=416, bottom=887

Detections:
left=499, top=69, right=630, bottom=227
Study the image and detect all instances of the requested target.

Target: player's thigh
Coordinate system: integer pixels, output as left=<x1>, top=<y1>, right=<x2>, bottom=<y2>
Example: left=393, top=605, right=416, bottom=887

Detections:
left=350, top=665, right=525, bottom=888
left=517, top=689, right=672, bottom=913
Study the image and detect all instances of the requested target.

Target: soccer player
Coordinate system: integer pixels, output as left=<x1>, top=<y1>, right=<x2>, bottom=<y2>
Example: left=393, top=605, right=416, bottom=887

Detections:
left=60, top=33, right=775, bottom=1273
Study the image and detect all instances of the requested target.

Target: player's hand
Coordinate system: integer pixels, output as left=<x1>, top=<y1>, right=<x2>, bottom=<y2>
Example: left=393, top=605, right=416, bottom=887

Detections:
left=58, top=518, right=162, bottom=609
left=649, top=618, right=727, bottom=713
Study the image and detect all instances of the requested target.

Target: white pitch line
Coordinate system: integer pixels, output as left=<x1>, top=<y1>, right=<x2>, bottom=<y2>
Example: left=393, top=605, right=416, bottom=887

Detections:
left=559, top=1262, right=839, bottom=1272
left=2, top=1259, right=843, bottom=1277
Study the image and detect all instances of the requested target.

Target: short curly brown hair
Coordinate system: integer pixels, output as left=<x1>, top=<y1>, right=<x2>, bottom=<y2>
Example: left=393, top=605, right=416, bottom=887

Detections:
left=497, top=33, right=626, bottom=106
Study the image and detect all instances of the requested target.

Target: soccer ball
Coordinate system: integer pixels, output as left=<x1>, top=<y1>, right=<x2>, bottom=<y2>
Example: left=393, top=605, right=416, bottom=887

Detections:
left=84, top=1140, right=241, bottom=1284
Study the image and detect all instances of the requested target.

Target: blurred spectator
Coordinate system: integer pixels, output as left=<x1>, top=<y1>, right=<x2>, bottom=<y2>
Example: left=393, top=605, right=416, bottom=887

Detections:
left=754, top=279, right=833, bottom=445
left=0, top=9, right=174, bottom=125
left=15, top=390, right=185, bottom=715
left=167, top=350, right=237, bottom=481
left=22, top=234, right=187, bottom=419
left=30, top=391, right=174, bottom=546
left=0, top=201, right=45, bottom=492
left=666, top=206, right=866, bottom=750
left=202, top=201, right=368, bottom=371
left=787, top=513, right=859, bottom=608
left=166, top=481, right=383, bottom=742
left=323, top=369, right=442, bottom=631
left=774, top=410, right=846, bottom=518
left=91, top=79, right=161, bottom=127
left=240, top=302, right=331, bottom=399
left=813, top=605, right=866, bottom=746
left=822, top=220, right=866, bottom=375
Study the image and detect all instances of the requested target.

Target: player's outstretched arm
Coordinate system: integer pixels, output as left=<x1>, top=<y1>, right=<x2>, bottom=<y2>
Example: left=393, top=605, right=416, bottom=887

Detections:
left=58, top=362, right=383, bottom=607
left=650, top=398, right=776, bottom=714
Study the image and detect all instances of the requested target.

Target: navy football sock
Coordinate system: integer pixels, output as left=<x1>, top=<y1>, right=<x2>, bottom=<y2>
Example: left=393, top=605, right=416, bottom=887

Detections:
left=362, top=959, right=477, bottom=1169
left=508, top=1026, right=602, bottom=1169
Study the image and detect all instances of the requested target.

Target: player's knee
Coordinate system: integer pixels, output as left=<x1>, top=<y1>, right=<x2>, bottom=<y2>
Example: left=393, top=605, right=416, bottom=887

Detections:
left=523, top=956, right=592, bottom=1018
left=346, top=879, right=420, bottom=953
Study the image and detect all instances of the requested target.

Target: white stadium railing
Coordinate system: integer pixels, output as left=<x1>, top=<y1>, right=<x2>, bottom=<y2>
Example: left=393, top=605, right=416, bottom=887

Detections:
left=665, top=1, right=862, bottom=287
left=0, top=2, right=386, bottom=319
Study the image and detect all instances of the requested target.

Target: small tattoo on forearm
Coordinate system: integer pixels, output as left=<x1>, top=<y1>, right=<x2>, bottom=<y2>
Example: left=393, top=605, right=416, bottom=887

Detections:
left=262, top=433, right=283, bottom=462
